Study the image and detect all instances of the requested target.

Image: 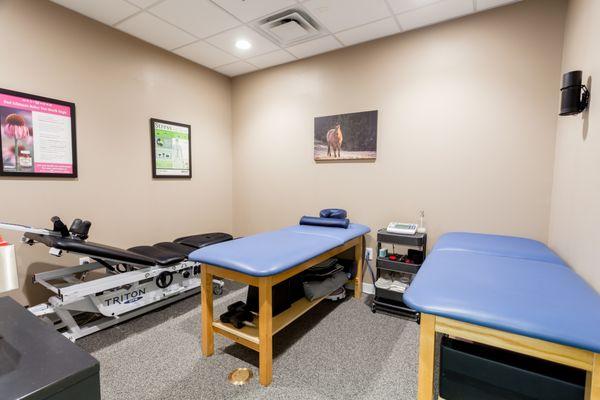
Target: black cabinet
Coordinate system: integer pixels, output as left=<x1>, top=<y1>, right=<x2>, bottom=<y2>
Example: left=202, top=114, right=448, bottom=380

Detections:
left=440, top=336, right=586, bottom=400
left=0, top=297, right=100, bottom=400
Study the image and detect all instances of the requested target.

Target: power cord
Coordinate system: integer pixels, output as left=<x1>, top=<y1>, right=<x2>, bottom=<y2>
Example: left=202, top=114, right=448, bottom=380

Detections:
left=364, top=255, right=376, bottom=289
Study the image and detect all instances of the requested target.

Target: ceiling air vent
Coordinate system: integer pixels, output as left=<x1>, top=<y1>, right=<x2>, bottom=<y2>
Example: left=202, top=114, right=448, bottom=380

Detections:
left=257, top=9, right=321, bottom=46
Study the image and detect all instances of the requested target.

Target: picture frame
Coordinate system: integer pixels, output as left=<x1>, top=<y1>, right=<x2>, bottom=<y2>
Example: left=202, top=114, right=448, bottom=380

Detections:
left=150, top=118, right=192, bottom=179
left=314, top=110, right=378, bottom=161
left=0, top=88, right=77, bottom=178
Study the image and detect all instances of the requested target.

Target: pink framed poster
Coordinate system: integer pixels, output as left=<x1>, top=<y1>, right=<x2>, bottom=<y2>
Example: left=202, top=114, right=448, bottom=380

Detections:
left=0, top=88, right=77, bottom=178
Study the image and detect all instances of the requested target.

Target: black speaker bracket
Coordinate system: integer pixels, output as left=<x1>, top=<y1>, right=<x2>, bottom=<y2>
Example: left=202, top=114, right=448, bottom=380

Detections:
left=580, top=85, right=590, bottom=113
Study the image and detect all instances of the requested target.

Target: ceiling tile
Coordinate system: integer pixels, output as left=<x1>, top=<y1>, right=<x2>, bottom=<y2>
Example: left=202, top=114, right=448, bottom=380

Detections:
left=246, top=50, right=297, bottom=68
left=116, top=12, right=196, bottom=49
left=476, top=0, right=520, bottom=11
left=126, top=0, right=160, bottom=8
left=55, top=0, right=524, bottom=76
left=50, top=0, right=140, bottom=25
left=395, top=0, right=474, bottom=31
left=286, top=35, right=341, bottom=58
left=386, top=0, right=442, bottom=15
left=216, top=61, right=258, bottom=76
left=174, top=41, right=238, bottom=67
left=149, top=0, right=240, bottom=38
left=335, top=17, right=399, bottom=46
left=211, top=0, right=297, bottom=22
left=302, top=0, right=391, bottom=32
left=206, top=26, right=280, bottom=58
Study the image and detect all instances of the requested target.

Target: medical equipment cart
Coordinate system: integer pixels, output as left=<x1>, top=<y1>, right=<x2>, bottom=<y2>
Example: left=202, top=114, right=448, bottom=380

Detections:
left=371, top=229, right=426, bottom=320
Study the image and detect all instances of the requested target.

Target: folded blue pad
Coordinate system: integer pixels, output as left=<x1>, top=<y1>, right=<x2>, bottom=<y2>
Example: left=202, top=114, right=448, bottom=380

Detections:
left=189, top=223, right=370, bottom=277
left=299, top=216, right=350, bottom=229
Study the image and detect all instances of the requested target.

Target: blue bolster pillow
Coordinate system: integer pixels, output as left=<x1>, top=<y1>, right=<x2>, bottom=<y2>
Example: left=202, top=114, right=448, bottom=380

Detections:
left=319, top=208, right=347, bottom=220
left=299, top=216, right=350, bottom=229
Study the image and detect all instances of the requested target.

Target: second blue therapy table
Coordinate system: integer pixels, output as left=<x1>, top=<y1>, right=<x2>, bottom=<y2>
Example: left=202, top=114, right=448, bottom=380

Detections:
left=404, top=232, right=600, bottom=400
left=189, top=223, right=370, bottom=386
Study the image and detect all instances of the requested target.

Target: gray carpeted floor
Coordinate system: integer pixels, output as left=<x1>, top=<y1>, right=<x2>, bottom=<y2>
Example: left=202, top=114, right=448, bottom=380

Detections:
left=79, top=285, right=421, bottom=400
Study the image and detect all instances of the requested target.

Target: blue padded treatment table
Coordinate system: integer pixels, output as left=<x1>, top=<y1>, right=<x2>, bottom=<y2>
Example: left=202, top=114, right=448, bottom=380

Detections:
left=433, top=232, right=566, bottom=266
left=189, top=223, right=369, bottom=276
left=191, top=223, right=370, bottom=386
left=405, top=251, right=600, bottom=352
left=403, top=232, right=600, bottom=400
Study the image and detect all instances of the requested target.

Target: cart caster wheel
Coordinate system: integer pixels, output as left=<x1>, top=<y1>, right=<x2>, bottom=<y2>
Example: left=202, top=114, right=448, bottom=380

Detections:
left=213, top=284, right=224, bottom=296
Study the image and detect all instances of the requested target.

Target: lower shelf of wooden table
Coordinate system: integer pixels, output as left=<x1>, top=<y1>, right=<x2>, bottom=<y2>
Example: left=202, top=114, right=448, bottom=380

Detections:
left=212, top=294, right=329, bottom=347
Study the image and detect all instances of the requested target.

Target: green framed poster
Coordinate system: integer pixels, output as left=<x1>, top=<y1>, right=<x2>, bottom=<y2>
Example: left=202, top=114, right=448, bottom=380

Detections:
left=150, top=118, right=191, bottom=178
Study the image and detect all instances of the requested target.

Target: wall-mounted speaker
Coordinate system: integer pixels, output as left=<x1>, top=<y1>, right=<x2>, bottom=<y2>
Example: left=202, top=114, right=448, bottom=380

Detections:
left=560, top=70, right=590, bottom=116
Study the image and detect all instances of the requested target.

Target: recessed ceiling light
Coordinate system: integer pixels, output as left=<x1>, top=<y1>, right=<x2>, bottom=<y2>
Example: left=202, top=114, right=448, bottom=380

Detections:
left=235, top=39, right=252, bottom=50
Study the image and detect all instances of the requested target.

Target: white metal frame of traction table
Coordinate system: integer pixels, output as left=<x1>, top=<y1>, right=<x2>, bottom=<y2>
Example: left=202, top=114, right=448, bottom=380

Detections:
left=200, top=236, right=364, bottom=386
left=417, top=313, right=600, bottom=400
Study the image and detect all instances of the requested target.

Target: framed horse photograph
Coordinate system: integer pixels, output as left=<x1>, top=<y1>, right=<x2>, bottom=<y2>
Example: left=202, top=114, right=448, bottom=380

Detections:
left=313, top=110, right=378, bottom=161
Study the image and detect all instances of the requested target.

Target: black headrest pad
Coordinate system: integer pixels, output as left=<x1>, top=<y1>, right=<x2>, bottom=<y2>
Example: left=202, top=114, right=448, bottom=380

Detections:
left=319, top=209, right=347, bottom=219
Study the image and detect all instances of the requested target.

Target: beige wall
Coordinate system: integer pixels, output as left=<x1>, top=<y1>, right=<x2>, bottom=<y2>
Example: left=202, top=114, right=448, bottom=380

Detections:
left=231, top=0, right=566, bottom=283
left=0, top=0, right=575, bottom=304
left=0, top=0, right=233, bottom=305
left=549, top=0, right=600, bottom=291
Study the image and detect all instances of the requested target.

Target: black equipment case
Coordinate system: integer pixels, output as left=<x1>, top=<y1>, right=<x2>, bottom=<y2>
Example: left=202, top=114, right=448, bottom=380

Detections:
left=0, top=297, right=100, bottom=400
left=440, top=336, right=585, bottom=400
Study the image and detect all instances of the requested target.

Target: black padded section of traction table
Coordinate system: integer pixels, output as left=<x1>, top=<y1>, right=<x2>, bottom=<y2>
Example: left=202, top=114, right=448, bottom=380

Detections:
left=174, top=232, right=233, bottom=249
left=24, top=232, right=233, bottom=267
left=154, top=241, right=195, bottom=256
left=0, top=297, right=100, bottom=400
left=128, top=245, right=185, bottom=266
left=25, top=232, right=155, bottom=266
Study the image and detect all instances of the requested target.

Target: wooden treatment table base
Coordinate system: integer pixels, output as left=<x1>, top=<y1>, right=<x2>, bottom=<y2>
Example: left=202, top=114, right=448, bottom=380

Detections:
left=200, top=236, right=364, bottom=386
left=417, top=313, right=600, bottom=400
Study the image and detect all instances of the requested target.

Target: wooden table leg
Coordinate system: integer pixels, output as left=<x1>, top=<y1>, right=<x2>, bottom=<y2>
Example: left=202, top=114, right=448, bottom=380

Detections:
left=587, top=354, right=600, bottom=400
left=586, top=372, right=592, bottom=400
left=201, top=266, right=214, bottom=357
left=354, top=237, right=364, bottom=299
left=258, top=276, right=273, bottom=386
left=417, top=313, right=436, bottom=400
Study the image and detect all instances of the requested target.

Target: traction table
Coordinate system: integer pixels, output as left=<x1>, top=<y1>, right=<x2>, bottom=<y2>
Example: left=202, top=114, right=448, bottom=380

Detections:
left=189, top=223, right=370, bottom=386
left=404, top=233, right=600, bottom=399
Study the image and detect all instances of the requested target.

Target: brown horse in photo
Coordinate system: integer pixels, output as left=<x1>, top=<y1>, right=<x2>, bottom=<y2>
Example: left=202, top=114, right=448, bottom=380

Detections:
left=326, top=123, right=343, bottom=158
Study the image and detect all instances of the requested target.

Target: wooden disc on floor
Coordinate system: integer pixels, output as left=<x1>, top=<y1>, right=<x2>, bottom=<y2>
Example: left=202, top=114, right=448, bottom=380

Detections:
left=227, top=368, right=253, bottom=385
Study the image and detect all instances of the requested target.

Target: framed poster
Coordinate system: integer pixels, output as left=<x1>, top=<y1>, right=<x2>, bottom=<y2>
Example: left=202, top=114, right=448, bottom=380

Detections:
left=314, top=110, right=378, bottom=161
left=0, top=88, right=77, bottom=177
left=150, top=118, right=191, bottom=178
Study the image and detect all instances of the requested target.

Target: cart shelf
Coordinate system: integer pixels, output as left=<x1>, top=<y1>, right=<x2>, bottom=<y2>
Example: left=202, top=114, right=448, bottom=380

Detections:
left=372, top=229, right=427, bottom=319
left=377, top=230, right=426, bottom=246
left=376, top=257, right=421, bottom=274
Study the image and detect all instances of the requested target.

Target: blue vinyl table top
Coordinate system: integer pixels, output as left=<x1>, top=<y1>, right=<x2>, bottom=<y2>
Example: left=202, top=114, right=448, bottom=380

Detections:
left=433, top=232, right=566, bottom=266
left=189, top=223, right=370, bottom=277
left=404, top=234, right=600, bottom=354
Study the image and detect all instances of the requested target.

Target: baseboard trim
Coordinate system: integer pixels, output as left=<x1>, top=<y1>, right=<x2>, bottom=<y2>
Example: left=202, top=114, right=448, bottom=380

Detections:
left=362, top=282, right=375, bottom=295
